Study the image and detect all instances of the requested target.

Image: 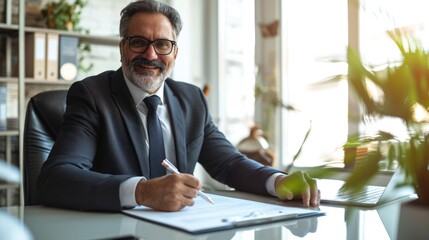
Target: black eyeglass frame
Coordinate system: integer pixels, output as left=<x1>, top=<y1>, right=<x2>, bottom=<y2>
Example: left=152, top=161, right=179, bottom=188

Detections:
left=122, top=36, right=177, bottom=55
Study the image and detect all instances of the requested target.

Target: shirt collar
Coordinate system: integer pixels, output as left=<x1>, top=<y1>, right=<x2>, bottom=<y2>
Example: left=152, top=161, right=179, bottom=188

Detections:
left=123, top=74, right=165, bottom=107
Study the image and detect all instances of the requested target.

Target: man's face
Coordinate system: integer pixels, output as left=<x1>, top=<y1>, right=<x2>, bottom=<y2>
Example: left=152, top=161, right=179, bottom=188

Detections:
left=120, top=12, right=178, bottom=93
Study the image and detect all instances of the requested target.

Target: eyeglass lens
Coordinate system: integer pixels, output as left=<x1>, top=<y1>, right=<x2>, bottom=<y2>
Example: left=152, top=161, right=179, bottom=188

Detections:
left=128, top=38, right=174, bottom=55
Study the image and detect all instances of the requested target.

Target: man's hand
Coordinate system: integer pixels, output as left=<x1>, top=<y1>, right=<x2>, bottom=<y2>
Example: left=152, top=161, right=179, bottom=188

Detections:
left=135, top=174, right=202, bottom=211
left=275, top=171, right=320, bottom=207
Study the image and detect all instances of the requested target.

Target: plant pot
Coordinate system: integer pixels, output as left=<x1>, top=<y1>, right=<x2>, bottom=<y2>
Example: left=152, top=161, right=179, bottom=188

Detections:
left=46, top=19, right=55, bottom=29
left=397, top=199, right=429, bottom=240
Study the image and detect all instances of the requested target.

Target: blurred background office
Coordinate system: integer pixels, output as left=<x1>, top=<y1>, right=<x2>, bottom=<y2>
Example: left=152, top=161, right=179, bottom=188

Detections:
left=1, top=0, right=429, bottom=206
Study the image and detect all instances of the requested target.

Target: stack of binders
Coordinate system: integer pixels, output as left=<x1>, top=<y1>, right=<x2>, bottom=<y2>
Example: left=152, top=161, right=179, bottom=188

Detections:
left=25, top=32, right=78, bottom=81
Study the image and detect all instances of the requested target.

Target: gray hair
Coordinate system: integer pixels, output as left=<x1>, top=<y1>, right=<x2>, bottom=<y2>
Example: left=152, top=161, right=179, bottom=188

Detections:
left=119, top=0, right=183, bottom=39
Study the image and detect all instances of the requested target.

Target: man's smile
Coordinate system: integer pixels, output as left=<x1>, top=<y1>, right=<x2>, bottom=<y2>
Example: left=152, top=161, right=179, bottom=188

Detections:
left=135, top=64, right=158, bottom=74
left=131, top=58, right=165, bottom=74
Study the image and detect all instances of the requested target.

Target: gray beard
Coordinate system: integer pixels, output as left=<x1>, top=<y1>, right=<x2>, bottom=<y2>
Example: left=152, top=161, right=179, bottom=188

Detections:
left=124, top=63, right=174, bottom=93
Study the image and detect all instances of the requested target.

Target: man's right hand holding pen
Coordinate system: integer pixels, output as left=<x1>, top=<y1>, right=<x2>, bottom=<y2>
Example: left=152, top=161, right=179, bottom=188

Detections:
left=135, top=171, right=204, bottom=212
left=162, top=159, right=214, bottom=204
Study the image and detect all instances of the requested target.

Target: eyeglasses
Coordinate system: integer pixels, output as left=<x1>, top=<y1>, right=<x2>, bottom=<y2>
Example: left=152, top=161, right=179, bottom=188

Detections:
left=123, top=36, right=176, bottom=55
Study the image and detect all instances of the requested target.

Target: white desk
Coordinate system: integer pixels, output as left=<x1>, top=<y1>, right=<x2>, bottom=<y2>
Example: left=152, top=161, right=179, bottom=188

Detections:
left=3, top=191, right=406, bottom=240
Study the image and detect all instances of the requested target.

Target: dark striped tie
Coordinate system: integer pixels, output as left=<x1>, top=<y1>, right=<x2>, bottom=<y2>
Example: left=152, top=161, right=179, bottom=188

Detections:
left=144, top=95, right=166, bottom=178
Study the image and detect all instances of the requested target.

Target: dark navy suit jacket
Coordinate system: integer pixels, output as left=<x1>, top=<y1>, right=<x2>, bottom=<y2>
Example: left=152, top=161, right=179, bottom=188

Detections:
left=37, top=68, right=282, bottom=211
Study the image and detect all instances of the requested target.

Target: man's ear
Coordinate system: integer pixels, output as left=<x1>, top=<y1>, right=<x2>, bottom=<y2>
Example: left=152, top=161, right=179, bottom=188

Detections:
left=173, top=46, right=179, bottom=59
left=119, top=41, right=124, bottom=62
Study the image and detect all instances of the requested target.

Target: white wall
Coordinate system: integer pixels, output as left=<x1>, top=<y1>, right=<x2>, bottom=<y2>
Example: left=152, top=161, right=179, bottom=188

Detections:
left=168, top=0, right=220, bottom=118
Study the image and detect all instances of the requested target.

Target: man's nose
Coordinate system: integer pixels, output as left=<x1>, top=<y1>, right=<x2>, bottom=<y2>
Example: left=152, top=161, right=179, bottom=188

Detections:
left=142, top=44, right=158, bottom=60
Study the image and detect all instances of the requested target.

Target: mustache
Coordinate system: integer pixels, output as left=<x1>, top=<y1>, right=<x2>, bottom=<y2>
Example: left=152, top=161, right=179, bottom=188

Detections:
left=130, top=57, right=165, bottom=72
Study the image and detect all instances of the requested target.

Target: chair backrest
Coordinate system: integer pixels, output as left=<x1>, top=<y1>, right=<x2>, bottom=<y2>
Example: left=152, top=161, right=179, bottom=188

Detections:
left=24, top=90, right=68, bottom=205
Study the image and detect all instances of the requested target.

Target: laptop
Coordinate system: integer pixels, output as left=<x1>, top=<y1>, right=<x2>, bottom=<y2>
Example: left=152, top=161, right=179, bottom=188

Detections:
left=317, top=169, right=416, bottom=207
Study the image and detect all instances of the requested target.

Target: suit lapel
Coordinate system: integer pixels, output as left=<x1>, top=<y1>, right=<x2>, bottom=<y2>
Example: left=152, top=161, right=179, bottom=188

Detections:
left=164, top=82, right=187, bottom=173
left=110, top=69, right=149, bottom=177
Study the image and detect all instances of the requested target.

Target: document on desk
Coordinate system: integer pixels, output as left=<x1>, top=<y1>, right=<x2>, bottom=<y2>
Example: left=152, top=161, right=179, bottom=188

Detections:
left=122, top=193, right=323, bottom=233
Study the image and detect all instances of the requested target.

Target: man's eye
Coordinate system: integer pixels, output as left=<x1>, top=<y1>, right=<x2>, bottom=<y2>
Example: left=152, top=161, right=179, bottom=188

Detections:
left=154, top=40, right=169, bottom=49
left=131, top=39, right=147, bottom=47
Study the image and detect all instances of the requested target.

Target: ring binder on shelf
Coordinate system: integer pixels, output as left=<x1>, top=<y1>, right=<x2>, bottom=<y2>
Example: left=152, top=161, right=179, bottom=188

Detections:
left=46, top=33, right=59, bottom=80
left=58, top=35, right=79, bottom=81
left=25, top=32, right=46, bottom=80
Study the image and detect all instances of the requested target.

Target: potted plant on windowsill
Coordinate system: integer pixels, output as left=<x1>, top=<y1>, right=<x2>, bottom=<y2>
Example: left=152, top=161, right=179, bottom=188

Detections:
left=336, top=29, right=429, bottom=239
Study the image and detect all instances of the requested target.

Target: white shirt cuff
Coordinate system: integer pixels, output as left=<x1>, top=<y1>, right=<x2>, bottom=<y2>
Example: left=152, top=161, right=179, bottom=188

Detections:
left=265, top=173, right=286, bottom=197
left=119, top=176, right=145, bottom=208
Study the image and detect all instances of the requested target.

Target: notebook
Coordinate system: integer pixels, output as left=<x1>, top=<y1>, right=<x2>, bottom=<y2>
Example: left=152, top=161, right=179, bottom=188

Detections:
left=317, top=169, right=415, bottom=207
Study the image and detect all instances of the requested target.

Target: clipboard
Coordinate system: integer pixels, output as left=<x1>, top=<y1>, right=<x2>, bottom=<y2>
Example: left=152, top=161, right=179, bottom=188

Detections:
left=122, top=193, right=324, bottom=234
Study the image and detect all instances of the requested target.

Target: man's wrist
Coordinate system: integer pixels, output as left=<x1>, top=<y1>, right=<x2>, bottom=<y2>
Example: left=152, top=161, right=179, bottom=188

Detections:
left=119, top=176, right=146, bottom=208
left=266, top=173, right=286, bottom=196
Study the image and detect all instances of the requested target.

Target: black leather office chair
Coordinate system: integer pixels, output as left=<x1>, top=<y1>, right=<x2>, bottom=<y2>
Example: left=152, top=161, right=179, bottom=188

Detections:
left=24, top=90, right=68, bottom=205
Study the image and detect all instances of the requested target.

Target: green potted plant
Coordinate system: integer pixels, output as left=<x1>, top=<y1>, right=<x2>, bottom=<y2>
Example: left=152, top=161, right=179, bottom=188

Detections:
left=336, top=29, right=429, bottom=238
left=342, top=29, right=429, bottom=204
left=41, top=0, right=87, bottom=32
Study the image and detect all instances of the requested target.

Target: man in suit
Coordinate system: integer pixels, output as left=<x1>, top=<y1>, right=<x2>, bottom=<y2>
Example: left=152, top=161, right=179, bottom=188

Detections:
left=38, top=0, right=319, bottom=212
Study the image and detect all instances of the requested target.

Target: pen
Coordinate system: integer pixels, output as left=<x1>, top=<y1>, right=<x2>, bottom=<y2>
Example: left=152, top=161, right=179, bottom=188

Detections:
left=161, top=159, right=215, bottom=204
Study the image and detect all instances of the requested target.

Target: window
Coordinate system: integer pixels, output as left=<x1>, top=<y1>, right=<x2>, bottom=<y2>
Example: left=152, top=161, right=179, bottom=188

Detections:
left=280, top=0, right=429, bottom=167
left=280, top=0, right=349, bottom=167
left=217, top=0, right=256, bottom=144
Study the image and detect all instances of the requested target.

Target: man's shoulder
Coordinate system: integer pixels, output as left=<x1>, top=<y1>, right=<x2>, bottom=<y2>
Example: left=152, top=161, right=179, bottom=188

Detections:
left=71, top=69, right=122, bottom=91
left=68, top=69, right=125, bottom=99
left=165, top=78, right=201, bottom=93
left=80, top=70, right=117, bottom=84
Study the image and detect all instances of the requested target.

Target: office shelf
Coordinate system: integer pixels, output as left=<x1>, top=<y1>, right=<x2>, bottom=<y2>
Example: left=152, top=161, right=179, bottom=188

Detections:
left=25, top=79, right=76, bottom=85
left=0, top=0, right=119, bottom=207
left=0, top=130, right=19, bottom=136
left=0, top=77, right=18, bottom=83
left=0, top=183, right=19, bottom=190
